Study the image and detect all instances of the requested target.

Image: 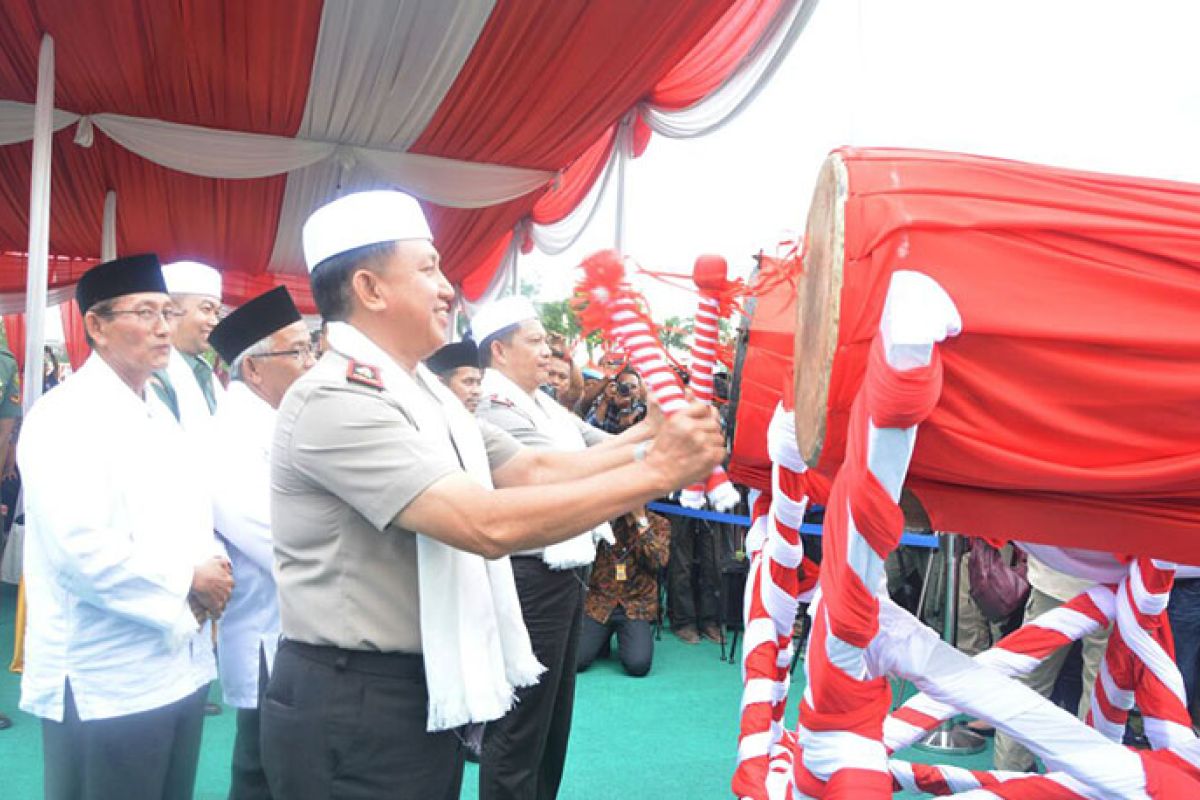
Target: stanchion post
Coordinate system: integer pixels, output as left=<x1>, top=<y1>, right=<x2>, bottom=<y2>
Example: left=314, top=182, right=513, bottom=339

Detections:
left=915, top=532, right=986, bottom=754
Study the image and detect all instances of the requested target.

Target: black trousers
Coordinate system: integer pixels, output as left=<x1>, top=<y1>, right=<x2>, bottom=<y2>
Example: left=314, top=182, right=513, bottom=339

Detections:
left=229, top=650, right=272, bottom=800
left=260, top=640, right=463, bottom=800
left=479, top=558, right=584, bottom=800
left=666, top=516, right=721, bottom=629
left=576, top=607, right=654, bottom=677
left=43, top=680, right=208, bottom=800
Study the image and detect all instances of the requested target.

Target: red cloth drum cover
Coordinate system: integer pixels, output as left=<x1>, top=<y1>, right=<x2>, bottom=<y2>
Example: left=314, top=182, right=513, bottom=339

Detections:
left=790, top=147, right=1200, bottom=563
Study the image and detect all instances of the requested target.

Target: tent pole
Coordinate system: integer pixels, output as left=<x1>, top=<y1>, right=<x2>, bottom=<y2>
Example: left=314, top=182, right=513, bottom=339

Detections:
left=614, top=115, right=630, bottom=256
left=22, top=33, right=53, bottom=413
left=101, top=189, right=117, bottom=261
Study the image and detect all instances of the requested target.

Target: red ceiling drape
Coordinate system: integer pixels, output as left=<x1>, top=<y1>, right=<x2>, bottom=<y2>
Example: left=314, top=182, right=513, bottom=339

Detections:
left=0, top=0, right=780, bottom=306
left=0, top=0, right=323, bottom=306
left=59, top=298, right=88, bottom=370
left=3, top=313, right=25, bottom=372
left=412, top=0, right=738, bottom=285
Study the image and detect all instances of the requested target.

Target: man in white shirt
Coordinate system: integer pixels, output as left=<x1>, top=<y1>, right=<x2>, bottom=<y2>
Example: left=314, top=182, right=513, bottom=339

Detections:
left=208, top=286, right=314, bottom=800
left=472, top=297, right=656, bottom=800
left=151, top=260, right=225, bottom=432
left=18, top=253, right=233, bottom=800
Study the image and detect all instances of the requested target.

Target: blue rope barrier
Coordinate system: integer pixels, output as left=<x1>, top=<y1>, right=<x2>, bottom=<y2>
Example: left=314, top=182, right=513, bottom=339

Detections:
left=645, top=501, right=939, bottom=549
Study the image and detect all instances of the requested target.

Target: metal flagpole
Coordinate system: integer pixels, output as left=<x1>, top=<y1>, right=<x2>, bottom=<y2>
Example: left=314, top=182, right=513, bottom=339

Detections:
left=21, top=33, right=54, bottom=415
left=614, top=114, right=631, bottom=256
left=101, top=189, right=117, bottom=261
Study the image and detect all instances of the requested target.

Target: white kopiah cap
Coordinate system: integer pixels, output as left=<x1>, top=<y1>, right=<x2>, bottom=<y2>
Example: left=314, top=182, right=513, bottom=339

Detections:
left=470, top=296, right=539, bottom=344
left=302, top=190, right=433, bottom=272
left=161, top=260, right=222, bottom=298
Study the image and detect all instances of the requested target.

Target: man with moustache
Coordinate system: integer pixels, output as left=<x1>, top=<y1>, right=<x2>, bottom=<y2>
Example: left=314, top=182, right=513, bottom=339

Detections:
left=151, top=260, right=225, bottom=433
left=471, top=297, right=658, bottom=800
left=18, top=254, right=232, bottom=800
left=261, top=190, right=724, bottom=800
left=208, top=286, right=315, bottom=799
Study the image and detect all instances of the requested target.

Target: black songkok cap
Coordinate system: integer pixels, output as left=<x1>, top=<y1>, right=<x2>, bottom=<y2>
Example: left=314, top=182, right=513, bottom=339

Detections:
left=426, top=339, right=479, bottom=376
left=208, top=286, right=302, bottom=365
left=75, top=253, right=167, bottom=314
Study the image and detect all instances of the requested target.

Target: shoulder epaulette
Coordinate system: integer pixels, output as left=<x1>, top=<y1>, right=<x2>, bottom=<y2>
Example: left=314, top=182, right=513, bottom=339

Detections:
left=346, top=360, right=385, bottom=390
left=485, top=394, right=515, bottom=408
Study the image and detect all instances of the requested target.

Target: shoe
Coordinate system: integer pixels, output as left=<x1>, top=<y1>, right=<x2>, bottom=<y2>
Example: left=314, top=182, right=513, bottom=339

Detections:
left=673, top=625, right=700, bottom=644
left=700, top=624, right=723, bottom=643
left=204, top=702, right=222, bottom=717
left=0, top=712, right=11, bottom=730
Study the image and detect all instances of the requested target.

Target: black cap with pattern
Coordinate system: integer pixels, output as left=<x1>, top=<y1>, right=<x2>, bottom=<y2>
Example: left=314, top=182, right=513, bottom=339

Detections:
left=208, top=286, right=302, bottom=364
left=75, top=253, right=167, bottom=314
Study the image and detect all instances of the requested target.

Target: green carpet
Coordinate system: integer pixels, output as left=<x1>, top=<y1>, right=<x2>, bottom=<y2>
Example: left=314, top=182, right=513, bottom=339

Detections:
left=1, top=583, right=993, bottom=798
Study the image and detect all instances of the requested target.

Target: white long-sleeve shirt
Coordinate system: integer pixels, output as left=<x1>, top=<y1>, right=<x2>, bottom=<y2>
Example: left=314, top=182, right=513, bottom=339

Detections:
left=212, top=381, right=280, bottom=708
left=17, top=354, right=219, bottom=722
left=165, top=347, right=224, bottom=437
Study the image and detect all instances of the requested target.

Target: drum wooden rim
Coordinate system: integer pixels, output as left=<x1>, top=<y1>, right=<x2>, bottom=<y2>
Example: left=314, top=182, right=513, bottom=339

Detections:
left=793, top=154, right=847, bottom=469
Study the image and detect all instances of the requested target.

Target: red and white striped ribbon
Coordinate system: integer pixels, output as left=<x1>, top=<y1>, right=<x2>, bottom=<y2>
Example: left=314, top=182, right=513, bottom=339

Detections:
left=734, top=404, right=822, bottom=800
left=884, top=585, right=1116, bottom=751
left=796, top=272, right=960, bottom=797
left=1089, top=558, right=1194, bottom=751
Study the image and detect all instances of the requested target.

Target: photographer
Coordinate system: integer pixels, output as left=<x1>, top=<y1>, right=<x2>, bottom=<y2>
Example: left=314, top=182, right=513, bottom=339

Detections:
left=585, top=368, right=647, bottom=434
left=577, top=510, right=670, bottom=677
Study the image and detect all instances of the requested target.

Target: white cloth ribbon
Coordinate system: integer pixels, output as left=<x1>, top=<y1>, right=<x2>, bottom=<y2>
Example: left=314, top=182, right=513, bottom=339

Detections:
left=480, top=368, right=613, bottom=568
left=325, top=322, right=544, bottom=731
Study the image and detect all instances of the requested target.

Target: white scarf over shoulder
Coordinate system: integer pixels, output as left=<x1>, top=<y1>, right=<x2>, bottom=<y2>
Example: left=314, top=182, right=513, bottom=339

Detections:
left=325, top=323, right=544, bottom=732
left=481, top=368, right=614, bottom=569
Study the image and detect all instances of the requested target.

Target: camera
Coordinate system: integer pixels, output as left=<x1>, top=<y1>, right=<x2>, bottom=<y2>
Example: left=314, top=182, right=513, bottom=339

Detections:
left=616, top=382, right=634, bottom=397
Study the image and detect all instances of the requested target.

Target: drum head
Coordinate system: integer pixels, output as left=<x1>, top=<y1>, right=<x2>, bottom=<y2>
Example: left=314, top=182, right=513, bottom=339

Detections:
left=793, top=154, right=847, bottom=468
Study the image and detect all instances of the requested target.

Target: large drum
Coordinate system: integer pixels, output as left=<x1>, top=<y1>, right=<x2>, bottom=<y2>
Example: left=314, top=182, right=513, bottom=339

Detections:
left=793, top=147, right=1200, bottom=563
left=727, top=254, right=797, bottom=492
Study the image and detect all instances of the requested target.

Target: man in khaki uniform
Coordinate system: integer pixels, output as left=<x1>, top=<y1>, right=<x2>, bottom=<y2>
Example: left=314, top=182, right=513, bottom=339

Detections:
left=261, top=190, right=725, bottom=800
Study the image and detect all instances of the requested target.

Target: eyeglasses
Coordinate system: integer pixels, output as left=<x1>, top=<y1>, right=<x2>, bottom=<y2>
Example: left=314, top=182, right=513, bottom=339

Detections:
left=104, top=307, right=184, bottom=325
left=250, top=344, right=316, bottom=363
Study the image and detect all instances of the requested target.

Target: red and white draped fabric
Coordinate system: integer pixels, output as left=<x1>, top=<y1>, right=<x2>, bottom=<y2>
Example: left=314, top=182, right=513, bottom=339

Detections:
left=58, top=298, right=87, bottom=369
left=733, top=272, right=1200, bottom=799
left=0, top=0, right=807, bottom=313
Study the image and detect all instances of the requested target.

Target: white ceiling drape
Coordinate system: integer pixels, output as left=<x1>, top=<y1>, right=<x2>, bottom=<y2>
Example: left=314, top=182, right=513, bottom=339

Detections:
left=268, top=0, right=499, bottom=273
left=640, top=0, right=819, bottom=139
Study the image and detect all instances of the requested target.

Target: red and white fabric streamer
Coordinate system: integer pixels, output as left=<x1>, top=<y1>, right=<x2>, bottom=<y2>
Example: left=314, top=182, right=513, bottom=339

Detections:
left=732, top=270, right=1200, bottom=798
left=884, top=585, right=1117, bottom=751
left=733, top=402, right=825, bottom=800
left=680, top=253, right=742, bottom=510
left=1089, top=559, right=1194, bottom=752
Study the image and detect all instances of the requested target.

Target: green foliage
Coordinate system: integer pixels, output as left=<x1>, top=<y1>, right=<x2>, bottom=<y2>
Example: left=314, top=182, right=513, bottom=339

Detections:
left=658, top=315, right=692, bottom=355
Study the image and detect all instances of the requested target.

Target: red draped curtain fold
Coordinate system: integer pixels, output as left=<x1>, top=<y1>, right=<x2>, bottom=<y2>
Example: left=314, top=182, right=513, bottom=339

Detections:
left=60, top=298, right=88, bottom=370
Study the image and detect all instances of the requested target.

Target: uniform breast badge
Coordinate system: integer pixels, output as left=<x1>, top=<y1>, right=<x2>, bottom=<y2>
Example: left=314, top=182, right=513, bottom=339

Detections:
left=346, top=360, right=385, bottom=389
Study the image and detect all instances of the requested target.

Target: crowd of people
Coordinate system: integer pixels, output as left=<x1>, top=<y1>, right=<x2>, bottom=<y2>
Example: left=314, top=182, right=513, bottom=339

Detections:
left=0, top=188, right=727, bottom=800
left=5, top=192, right=1192, bottom=800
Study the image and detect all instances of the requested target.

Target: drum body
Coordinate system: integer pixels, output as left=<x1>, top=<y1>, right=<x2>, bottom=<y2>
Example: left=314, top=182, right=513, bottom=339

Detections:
left=728, top=257, right=797, bottom=492
left=794, top=147, right=1200, bottom=562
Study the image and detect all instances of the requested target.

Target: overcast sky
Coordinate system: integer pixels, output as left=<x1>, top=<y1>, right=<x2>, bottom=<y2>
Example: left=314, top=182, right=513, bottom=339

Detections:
left=521, top=0, right=1200, bottom=321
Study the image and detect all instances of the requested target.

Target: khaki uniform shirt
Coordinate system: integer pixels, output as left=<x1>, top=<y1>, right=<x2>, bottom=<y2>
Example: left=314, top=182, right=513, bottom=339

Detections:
left=271, top=350, right=520, bottom=653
